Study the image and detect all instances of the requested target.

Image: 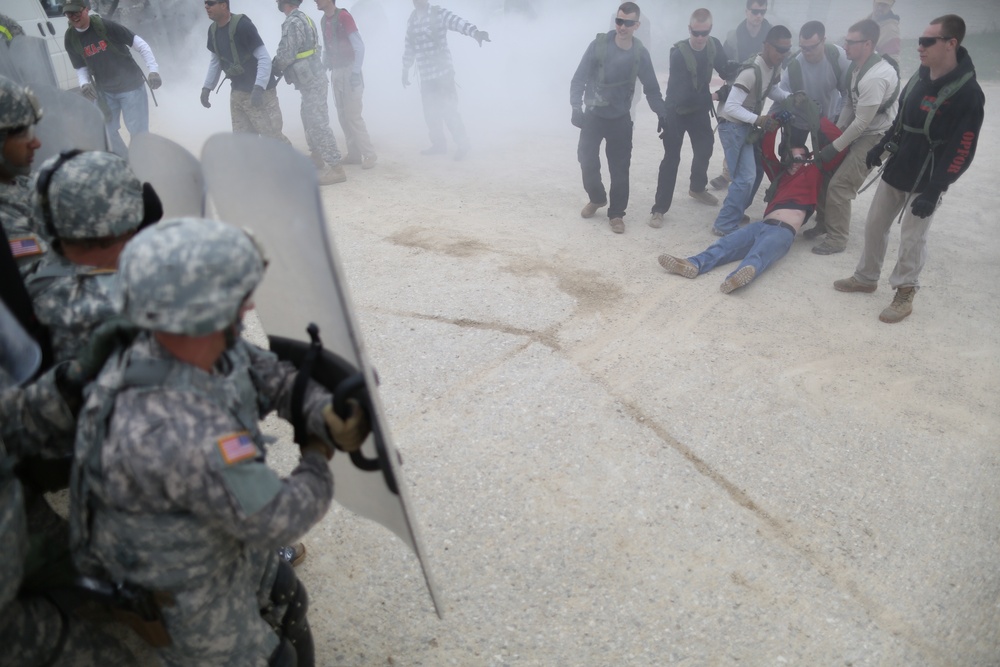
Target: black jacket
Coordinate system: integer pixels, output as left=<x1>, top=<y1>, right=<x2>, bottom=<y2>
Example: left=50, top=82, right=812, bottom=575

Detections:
left=664, top=36, right=730, bottom=115
left=877, top=47, right=985, bottom=196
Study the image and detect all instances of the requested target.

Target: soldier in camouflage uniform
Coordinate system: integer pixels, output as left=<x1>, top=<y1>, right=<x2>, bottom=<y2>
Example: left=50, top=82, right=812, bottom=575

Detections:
left=274, top=0, right=347, bottom=185
left=0, top=13, right=25, bottom=42
left=0, top=76, right=50, bottom=277
left=0, top=305, right=140, bottom=667
left=70, top=217, right=369, bottom=667
left=23, top=151, right=152, bottom=364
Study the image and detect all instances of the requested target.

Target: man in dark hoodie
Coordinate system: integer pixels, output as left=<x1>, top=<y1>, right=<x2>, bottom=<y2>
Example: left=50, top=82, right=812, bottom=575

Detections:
left=834, top=14, right=984, bottom=324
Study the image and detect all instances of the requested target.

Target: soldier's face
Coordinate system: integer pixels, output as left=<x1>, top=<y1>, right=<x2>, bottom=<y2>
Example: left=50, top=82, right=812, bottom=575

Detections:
left=746, top=3, right=766, bottom=30
left=1, top=126, right=41, bottom=180
left=688, top=20, right=712, bottom=51
left=615, top=11, right=640, bottom=40
left=799, top=34, right=825, bottom=64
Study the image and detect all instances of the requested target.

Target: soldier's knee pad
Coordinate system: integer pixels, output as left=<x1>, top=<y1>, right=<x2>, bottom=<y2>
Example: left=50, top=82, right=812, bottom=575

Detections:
left=271, top=560, right=314, bottom=667
left=269, top=637, right=297, bottom=667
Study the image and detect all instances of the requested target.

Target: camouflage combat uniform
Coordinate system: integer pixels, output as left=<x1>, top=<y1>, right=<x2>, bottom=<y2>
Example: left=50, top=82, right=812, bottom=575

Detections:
left=0, top=13, right=25, bottom=42
left=0, top=176, right=50, bottom=276
left=275, top=8, right=342, bottom=168
left=0, top=365, right=138, bottom=667
left=71, top=218, right=336, bottom=667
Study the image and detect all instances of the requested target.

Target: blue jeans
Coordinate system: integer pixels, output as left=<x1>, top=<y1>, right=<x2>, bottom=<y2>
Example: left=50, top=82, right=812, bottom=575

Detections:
left=713, top=120, right=763, bottom=234
left=690, top=220, right=795, bottom=282
left=100, top=85, right=148, bottom=157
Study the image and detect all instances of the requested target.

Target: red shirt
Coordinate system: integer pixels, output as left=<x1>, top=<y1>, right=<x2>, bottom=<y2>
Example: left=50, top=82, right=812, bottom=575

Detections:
left=762, top=117, right=845, bottom=216
left=321, top=8, right=358, bottom=68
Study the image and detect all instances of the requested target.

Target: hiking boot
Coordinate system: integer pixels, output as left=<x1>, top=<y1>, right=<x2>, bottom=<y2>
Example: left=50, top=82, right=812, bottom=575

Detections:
left=658, top=254, right=698, bottom=278
left=420, top=145, right=446, bottom=156
left=709, top=174, right=730, bottom=190
left=648, top=212, right=664, bottom=228
left=879, top=287, right=916, bottom=323
left=812, top=241, right=844, bottom=255
left=720, top=265, right=756, bottom=294
left=318, top=164, right=347, bottom=185
left=802, top=222, right=826, bottom=240
left=711, top=225, right=732, bottom=237
left=581, top=201, right=607, bottom=218
left=609, top=217, right=625, bottom=234
left=361, top=155, right=377, bottom=170
left=343, top=153, right=363, bottom=165
left=277, top=543, right=307, bottom=567
left=689, top=189, right=718, bottom=206
left=833, top=276, right=877, bottom=293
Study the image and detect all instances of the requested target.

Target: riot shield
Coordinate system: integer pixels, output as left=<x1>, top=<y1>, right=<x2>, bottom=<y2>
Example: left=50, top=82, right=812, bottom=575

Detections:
left=129, top=133, right=205, bottom=218
left=201, top=133, right=442, bottom=617
left=0, top=43, right=19, bottom=82
left=6, top=36, right=58, bottom=89
left=32, top=84, right=108, bottom=167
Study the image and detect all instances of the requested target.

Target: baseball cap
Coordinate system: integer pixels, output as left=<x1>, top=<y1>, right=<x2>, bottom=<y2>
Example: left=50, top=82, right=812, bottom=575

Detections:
left=62, top=1, right=89, bottom=13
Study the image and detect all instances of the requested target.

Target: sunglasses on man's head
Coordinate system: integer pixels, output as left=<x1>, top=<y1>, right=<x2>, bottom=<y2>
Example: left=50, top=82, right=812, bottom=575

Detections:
left=615, top=18, right=638, bottom=27
left=750, top=9, right=766, bottom=16
left=689, top=28, right=711, bottom=37
left=917, top=36, right=951, bottom=48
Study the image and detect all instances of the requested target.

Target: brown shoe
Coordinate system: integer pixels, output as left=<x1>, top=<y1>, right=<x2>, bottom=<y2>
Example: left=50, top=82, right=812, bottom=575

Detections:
left=361, top=155, right=377, bottom=170
left=709, top=174, right=730, bottom=190
left=648, top=212, right=664, bottom=228
left=609, top=217, right=625, bottom=234
left=879, top=287, right=916, bottom=323
left=689, top=189, right=719, bottom=206
left=581, top=201, right=607, bottom=218
left=658, top=254, right=698, bottom=278
left=833, top=276, right=877, bottom=293
left=812, top=241, right=845, bottom=255
left=318, top=164, right=347, bottom=185
left=720, top=265, right=756, bottom=294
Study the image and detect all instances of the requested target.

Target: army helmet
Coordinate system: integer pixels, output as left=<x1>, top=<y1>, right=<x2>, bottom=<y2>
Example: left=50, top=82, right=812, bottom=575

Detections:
left=0, top=75, right=43, bottom=134
left=119, top=217, right=267, bottom=335
left=37, top=151, right=144, bottom=240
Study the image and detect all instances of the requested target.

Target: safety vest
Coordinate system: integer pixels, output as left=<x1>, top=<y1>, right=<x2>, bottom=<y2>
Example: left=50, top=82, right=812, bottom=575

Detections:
left=210, top=14, right=252, bottom=77
left=674, top=38, right=716, bottom=92
left=845, top=52, right=900, bottom=115
left=785, top=43, right=843, bottom=95
left=733, top=55, right=780, bottom=115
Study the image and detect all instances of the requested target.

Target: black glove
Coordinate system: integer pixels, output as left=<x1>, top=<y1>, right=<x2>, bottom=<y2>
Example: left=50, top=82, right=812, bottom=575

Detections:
left=474, top=30, right=490, bottom=46
left=350, top=72, right=362, bottom=90
left=911, top=190, right=940, bottom=219
left=81, top=83, right=98, bottom=101
left=250, top=85, right=265, bottom=107
left=64, top=318, right=141, bottom=389
left=866, top=145, right=884, bottom=169
left=200, top=87, right=211, bottom=108
left=715, top=83, right=731, bottom=103
left=571, top=108, right=585, bottom=129
left=147, top=72, right=162, bottom=90
left=814, top=144, right=839, bottom=165
left=657, top=113, right=668, bottom=137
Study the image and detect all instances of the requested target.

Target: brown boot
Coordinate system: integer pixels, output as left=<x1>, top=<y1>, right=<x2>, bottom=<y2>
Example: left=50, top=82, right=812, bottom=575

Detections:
left=658, top=254, right=698, bottom=278
left=720, top=265, right=756, bottom=294
left=879, top=287, right=916, bottom=323
left=318, top=164, right=347, bottom=185
left=609, top=217, right=625, bottom=234
left=581, top=201, right=607, bottom=218
left=834, top=276, right=877, bottom=293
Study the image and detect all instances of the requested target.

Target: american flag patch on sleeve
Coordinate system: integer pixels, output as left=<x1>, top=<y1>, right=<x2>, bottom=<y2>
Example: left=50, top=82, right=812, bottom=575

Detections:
left=10, top=235, right=43, bottom=259
left=217, top=432, right=258, bottom=465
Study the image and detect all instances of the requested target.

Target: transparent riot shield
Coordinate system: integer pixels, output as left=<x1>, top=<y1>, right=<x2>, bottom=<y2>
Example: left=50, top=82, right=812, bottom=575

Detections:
left=202, top=133, right=442, bottom=617
left=128, top=133, right=205, bottom=218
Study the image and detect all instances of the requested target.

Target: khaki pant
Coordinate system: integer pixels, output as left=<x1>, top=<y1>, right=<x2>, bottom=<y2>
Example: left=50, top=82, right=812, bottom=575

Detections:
left=820, top=134, right=882, bottom=249
left=853, top=180, right=938, bottom=289
left=331, top=67, right=375, bottom=159
left=231, top=87, right=290, bottom=144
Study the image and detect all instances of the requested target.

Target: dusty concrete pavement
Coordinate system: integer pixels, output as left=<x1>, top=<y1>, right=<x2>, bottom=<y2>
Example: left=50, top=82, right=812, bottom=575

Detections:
left=246, top=79, right=1000, bottom=666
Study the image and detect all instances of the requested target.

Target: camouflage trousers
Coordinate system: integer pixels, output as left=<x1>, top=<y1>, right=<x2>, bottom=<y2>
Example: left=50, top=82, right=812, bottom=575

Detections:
left=298, top=78, right=342, bottom=167
left=331, top=66, right=375, bottom=160
left=155, top=547, right=281, bottom=667
left=231, top=87, right=290, bottom=144
left=0, top=596, right=139, bottom=666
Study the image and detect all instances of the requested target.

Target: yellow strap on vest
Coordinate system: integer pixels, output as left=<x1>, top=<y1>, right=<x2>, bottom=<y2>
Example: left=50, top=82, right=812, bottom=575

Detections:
left=0, top=26, right=13, bottom=41
left=295, top=14, right=317, bottom=59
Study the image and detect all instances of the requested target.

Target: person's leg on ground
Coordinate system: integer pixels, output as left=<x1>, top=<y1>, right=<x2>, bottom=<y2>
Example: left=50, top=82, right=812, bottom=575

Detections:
left=733, top=221, right=795, bottom=278
left=690, top=221, right=760, bottom=273
left=853, top=180, right=907, bottom=285
left=688, top=111, right=714, bottom=195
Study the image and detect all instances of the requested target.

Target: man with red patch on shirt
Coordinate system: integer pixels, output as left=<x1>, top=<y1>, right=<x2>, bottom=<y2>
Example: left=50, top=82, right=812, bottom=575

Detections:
left=317, top=0, right=377, bottom=169
left=658, top=111, right=845, bottom=293
left=834, top=14, right=985, bottom=323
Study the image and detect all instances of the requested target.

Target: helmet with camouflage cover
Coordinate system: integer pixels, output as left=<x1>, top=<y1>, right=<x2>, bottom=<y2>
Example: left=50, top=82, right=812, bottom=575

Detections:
left=0, top=75, right=42, bottom=133
left=36, top=151, right=144, bottom=240
left=118, top=217, right=267, bottom=335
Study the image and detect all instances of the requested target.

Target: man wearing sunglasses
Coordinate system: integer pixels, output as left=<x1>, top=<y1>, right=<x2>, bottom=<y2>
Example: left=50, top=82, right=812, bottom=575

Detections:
left=807, top=19, right=898, bottom=256
left=202, top=0, right=290, bottom=147
left=711, top=25, right=790, bottom=238
left=571, top=2, right=664, bottom=234
left=776, top=21, right=848, bottom=122
left=835, top=14, right=984, bottom=324
left=62, top=0, right=162, bottom=158
left=648, top=8, right=732, bottom=228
